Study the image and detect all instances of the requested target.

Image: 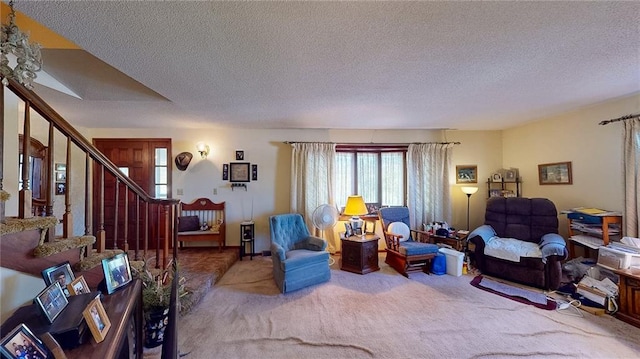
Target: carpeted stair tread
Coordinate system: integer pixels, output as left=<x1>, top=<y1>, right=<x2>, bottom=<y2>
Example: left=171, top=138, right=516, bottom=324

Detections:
left=33, top=235, right=96, bottom=257
left=1, top=216, right=58, bottom=235
left=74, top=249, right=124, bottom=271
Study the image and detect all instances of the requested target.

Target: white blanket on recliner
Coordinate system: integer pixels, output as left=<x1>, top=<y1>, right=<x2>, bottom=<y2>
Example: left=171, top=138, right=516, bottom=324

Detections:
left=484, top=237, right=542, bottom=262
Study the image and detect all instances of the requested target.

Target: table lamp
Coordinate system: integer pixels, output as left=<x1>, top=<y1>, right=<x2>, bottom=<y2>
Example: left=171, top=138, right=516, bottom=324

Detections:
left=343, top=195, right=368, bottom=236
left=461, top=186, right=479, bottom=230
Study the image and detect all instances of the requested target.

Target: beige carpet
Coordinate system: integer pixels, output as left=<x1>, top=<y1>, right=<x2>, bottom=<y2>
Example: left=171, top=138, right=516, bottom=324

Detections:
left=174, top=255, right=640, bottom=358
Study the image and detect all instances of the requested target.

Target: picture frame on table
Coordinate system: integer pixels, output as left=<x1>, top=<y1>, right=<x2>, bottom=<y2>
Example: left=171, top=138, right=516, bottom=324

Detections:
left=456, top=165, right=477, bottom=184
left=491, top=173, right=502, bottom=182
left=0, top=323, right=50, bottom=359
left=34, top=282, right=69, bottom=324
left=504, top=169, right=517, bottom=182
left=538, top=161, right=572, bottom=185
left=489, top=189, right=502, bottom=198
left=67, top=275, right=90, bottom=296
left=229, top=162, right=250, bottom=182
left=101, top=253, right=132, bottom=295
left=82, top=298, right=111, bottom=343
left=344, top=222, right=353, bottom=237
left=41, top=261, right=75, bottom=297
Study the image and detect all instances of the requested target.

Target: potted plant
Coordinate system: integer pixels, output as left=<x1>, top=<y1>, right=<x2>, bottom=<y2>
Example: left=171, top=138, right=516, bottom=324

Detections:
left=132, top=257, right=186, bottom=348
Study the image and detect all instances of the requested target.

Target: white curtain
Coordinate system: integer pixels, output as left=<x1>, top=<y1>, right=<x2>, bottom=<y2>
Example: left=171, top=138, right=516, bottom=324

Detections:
left=623, top=118, right=640, bottom=237
left=290, top=143, right=338, bottom=252
left=406, top=143, right=454, bottom=230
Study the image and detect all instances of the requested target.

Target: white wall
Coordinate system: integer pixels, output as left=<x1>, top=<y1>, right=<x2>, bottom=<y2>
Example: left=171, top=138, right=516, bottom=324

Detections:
left=88, top=128, right=447, bottom=253
left=0, top=269, right=45, bottom=322
left=502, top=93, right=639, bottom=237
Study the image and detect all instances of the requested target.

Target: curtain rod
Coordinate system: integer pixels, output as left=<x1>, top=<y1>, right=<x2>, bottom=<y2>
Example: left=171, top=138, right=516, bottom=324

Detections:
left=283, top=141, right=461, bottom=145
left=599, top=113, right=640, bottom=125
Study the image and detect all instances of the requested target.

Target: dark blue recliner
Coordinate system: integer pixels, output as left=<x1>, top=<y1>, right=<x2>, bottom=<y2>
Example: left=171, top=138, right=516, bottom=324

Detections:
left=269, top=213, right=331, bottom=293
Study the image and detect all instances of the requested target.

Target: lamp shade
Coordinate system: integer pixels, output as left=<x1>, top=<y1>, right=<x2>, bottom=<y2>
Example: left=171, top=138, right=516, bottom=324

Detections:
left=461, top=186, right=479, bottom=195
left=343, top=196, right=368, bottom=216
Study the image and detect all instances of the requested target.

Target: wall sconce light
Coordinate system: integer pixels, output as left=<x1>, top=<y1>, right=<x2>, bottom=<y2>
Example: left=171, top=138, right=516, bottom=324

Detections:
left=196, top=142, right=210, bottom=158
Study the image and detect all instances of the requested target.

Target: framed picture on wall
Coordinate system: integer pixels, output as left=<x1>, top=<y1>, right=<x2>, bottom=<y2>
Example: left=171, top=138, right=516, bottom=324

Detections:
left=456, top=165, right=477, bottom=184
left=538, top=161, right=572, bottom=185
left=222, top=164, right=229, bottom=180
left=230, top=162, right=250, bottom=182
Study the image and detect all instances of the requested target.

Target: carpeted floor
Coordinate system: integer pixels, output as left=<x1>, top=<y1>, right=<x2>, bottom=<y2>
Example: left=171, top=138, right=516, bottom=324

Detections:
left=170, top=254, right=640, bottom=358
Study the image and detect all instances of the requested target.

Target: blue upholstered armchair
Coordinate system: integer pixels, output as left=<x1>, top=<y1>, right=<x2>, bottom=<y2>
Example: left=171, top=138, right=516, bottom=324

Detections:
left=269, top=213, right=331, bottom=293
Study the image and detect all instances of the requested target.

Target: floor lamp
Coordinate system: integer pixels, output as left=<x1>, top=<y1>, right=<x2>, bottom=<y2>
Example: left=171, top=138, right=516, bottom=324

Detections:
left=461, top=187, right=479, bottom=230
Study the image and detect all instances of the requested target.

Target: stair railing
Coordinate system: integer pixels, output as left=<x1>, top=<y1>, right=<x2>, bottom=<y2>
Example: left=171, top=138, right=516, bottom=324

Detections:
left=3, top=78, right=178, bottom=269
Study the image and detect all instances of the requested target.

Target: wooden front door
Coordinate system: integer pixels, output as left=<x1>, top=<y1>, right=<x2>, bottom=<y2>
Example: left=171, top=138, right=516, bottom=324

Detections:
left=92, top=138, right=172, bottom=251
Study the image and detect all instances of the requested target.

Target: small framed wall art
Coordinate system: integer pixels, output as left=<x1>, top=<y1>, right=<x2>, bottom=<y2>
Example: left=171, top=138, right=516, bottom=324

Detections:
left=251, top=164, right=258, bottom=181
left=235, top=150, right=244, bottom=161
left=456, top=165, right=477, bottom=184
left=222, top=164, right=229, bottom=180
left=538, top=161, right=572, bottom=185
left=230, top=162, right=250, bottom=182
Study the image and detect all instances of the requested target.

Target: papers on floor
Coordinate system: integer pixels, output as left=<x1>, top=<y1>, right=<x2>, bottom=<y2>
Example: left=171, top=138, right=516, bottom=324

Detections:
left=576, top=276, right=618, bottom=306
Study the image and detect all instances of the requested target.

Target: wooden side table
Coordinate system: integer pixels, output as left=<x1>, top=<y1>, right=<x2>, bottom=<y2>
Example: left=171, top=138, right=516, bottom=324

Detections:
left=340, top=234, right=380, bottom=274
left=429, top=232, right=467, bottom=252
left=240, top=221, right=255, bottom=260
left=614, top=268, right=640, bottom=328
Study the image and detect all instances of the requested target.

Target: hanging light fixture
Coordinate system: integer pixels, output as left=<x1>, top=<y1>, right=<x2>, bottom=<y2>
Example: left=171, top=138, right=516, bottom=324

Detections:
left=1, top=0, right=42, bottom=89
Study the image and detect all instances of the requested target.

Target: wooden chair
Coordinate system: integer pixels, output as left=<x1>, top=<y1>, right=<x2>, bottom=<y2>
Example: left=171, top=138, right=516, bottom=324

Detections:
left=378, top=207, right=439, bottom=277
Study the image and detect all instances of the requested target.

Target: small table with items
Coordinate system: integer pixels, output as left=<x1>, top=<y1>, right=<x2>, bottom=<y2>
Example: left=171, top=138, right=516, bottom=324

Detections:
left=429, top=231, right=468, bottom=252
left=340, top=234, right=380, bottom=274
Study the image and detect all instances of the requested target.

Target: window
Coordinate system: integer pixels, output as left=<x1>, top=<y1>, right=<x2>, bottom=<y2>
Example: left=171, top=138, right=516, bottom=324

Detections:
left=154, top=148, right=168, bottom=198
left=335, top=145, right=406, bottom=211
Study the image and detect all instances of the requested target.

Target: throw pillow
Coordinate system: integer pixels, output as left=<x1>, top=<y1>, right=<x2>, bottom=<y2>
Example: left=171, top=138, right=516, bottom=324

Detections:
left=388, top=222, right=411, bottom=242
left=178, top=216, right=200, bottom=232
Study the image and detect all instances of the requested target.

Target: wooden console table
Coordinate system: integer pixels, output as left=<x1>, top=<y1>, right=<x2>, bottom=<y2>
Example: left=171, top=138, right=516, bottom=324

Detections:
left=1, top=279, right=142, bottom=358
left=614, top=268, right=640, bottom=329
left=340, top=234, right=380, bottom=274
left=66, top=279, right=143, bottom=358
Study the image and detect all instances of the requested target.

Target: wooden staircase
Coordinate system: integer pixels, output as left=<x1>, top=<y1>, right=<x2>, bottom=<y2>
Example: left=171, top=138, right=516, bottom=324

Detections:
left=1, top=79, right=181, bottom=356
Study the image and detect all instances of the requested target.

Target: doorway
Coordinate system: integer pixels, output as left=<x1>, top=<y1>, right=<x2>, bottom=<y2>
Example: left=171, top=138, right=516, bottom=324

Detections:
left=92, top=138, right=172, bottom=250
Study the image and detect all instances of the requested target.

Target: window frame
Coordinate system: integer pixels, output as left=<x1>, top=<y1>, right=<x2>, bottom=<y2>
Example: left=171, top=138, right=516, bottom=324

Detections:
left=335, top=144, right=408, bottom=209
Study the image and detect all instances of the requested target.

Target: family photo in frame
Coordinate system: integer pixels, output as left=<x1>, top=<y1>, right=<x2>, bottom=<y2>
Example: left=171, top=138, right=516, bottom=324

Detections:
left=41, top=261, right=75, bottom=297
left=82, top=298, right=111, bottom=343
left=0, top=323, right=50, bottom=359
left=34, top=282, right=68, bottom=324
left=101, top=253, right=132, bottom=294
left=67, top=275, right=90, bottom=296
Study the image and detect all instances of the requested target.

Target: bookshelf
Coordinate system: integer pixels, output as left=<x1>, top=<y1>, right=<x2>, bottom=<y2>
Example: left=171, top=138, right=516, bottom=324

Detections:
left=486, top=177, right=521, bottom=198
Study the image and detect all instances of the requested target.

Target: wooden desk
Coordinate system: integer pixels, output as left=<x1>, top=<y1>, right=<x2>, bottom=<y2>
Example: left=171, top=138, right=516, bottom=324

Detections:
left=614, top=268, right=640, bottom=329
left=66, top=279, right=143, bottom=359
left=340, top=234, right=380, bottom=274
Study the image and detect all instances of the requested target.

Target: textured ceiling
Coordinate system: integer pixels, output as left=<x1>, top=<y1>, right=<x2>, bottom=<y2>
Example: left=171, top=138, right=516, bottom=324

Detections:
left=11, top=1, right=640, bottom=130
